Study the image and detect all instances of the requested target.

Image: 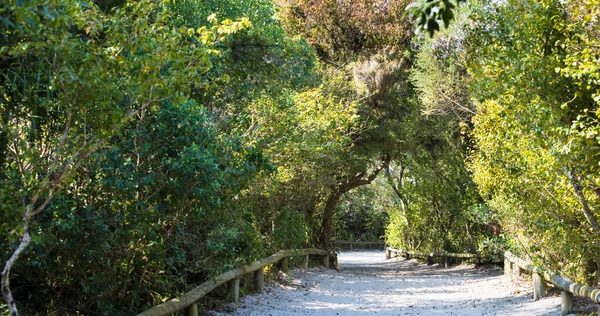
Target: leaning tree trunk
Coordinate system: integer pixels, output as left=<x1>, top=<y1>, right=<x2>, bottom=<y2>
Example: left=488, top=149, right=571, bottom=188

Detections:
left=319, top=191, right=342, bottom=249
left=2, top=204, right=34, bottom=316
left=318, top=155, right=390, bottom=249
left=539, top=131, right=600, bottom=236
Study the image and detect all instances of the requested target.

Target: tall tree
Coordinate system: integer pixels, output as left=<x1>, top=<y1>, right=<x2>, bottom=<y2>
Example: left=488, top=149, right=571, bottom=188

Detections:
left=275, top=0, right=418, bottom=248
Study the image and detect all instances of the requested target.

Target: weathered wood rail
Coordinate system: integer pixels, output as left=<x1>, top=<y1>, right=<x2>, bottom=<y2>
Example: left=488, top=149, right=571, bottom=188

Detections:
left=389, top=248, right=600, bottom=314
left=386, top=247, right=480, bottom=268
left=332, top=240, right=386, bottom=250
left=138, top=248, right=335, bottom=316
left=504, top=251, right=600, bottom=315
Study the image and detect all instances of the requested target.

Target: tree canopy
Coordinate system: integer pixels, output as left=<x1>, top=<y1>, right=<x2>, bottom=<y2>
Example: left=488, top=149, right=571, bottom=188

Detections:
left=1, top=0, right=599, bottom=314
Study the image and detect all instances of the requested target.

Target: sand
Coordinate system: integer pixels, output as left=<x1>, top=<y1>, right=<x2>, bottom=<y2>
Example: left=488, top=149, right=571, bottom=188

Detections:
left=208, top=251, right=562, bottom=315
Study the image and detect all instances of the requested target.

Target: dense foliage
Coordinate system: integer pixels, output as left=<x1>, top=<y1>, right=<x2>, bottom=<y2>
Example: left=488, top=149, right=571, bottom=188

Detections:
left=1, top=0, right=599, bottom=314
left=0, top=0, right=297, bottom=313
left=467, top=0, right=600, bottom=282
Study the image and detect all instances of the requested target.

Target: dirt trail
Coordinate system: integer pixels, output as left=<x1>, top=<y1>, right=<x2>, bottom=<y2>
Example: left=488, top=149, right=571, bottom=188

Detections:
left=209, top=251, right=561, bottom=315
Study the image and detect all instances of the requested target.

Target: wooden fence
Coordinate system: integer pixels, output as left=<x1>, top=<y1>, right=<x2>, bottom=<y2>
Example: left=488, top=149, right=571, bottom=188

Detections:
left=389, top=247, right=600, bottom=315
left=504, top=251, right=600, bottom=315
left=139, top=246, right=600, bottom=316
left=137, top=248, right=335, bottom=316
left=332, top=240, right=386, bottom=250
left=386, top=247, right=480, bottom=268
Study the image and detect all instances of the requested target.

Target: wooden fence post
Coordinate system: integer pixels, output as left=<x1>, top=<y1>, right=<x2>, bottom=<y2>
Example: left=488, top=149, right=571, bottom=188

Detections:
left=561, top=290, right=573, bottom=315
left=386, top=248, right=391, bottom=259
left=228, top=278, right=240, bottom=305
left=533, top=270, right=546, bottom=300
left=138, top=248, right=336, bottom=316
left=513, top=264, right=521, bottom=279
left=427, top=253, right=433, bottom=266
left=280, top=257, right=289, bottom=273
left=504, top=258, right=512, bottom=276
left=444, top=255, right=449, bottom=269
left=302, top=255, right=309, bottom=269
left=254, top=267, right=264, bottom=294
left=185, top=303, right=198, bottom=316
left=334, top=255, right=338, bottom=269
left=322, top=254, right=329, bottom=268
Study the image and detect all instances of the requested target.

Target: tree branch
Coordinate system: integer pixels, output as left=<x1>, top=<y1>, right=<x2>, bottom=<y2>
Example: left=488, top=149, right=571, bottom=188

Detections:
left=564, top=166, right=600, bottom=234
left=539, top=131, right=600, bottom=235
left=319, top=154, right=391, bottom=248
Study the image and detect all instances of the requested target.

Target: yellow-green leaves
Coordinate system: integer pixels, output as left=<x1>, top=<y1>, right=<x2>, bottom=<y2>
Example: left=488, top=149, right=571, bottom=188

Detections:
left=467, top=0, right=600, bottom=282
left=216, top=17, right=251, bottom=40
left=203, top=13, right=252, bottom=42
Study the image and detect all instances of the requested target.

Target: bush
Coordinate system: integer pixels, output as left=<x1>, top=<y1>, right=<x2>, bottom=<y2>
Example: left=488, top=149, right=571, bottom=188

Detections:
left=271, top=209, right=307, bottom=250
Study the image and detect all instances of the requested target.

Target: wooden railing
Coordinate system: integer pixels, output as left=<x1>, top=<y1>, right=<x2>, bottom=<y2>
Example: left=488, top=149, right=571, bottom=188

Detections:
left=332, top=240, right=386, bottom=250
left=137, top=248, right=335, bottom=316
left=504, top=251, right=600, bottom=316
left=386, top=247, right=480, bottom=268
left=390, top=248, right=600, bottom=315
left=139, top=246, right=600, bottom=316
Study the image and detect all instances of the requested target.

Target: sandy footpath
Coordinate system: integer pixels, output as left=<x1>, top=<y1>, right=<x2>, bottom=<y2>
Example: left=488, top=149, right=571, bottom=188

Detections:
left=209, top=251, right=561, bottom=315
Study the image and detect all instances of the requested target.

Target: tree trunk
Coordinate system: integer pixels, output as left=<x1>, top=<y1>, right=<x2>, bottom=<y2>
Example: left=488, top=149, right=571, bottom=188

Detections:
left=539, top=132, right=600, bottom=235
left=564, top=167, right=600, bottom=235
left=2, top=206, right=33, bottom=316
left=319, top=191, right=342, bottom=249
left=318, top=154, right=390, bottom=248
left=385, top=164, right=409, bottom=211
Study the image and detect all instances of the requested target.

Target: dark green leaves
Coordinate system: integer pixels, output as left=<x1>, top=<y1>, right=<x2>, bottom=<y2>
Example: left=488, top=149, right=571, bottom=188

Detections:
left=406, top=0, right=463, bottom=37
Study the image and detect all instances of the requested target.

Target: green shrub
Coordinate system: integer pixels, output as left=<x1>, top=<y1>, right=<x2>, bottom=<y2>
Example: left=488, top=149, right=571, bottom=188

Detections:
left=271, top=209, right=307, bottom=250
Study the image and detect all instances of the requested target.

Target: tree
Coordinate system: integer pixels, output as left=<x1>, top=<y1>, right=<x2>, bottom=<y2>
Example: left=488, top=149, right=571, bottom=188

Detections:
left=332, top=181, right=392, bottom=242
left=467, top=0, right=600, bottom=281
left=409, top=5, right=474, bottom=121
left=0, top=0, right=250, bottom=313
left=275, top=0, right=413, bottom=61
left=273, top=0, right=419, bottom=248
left=384, top=116, right=485, bottom=253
